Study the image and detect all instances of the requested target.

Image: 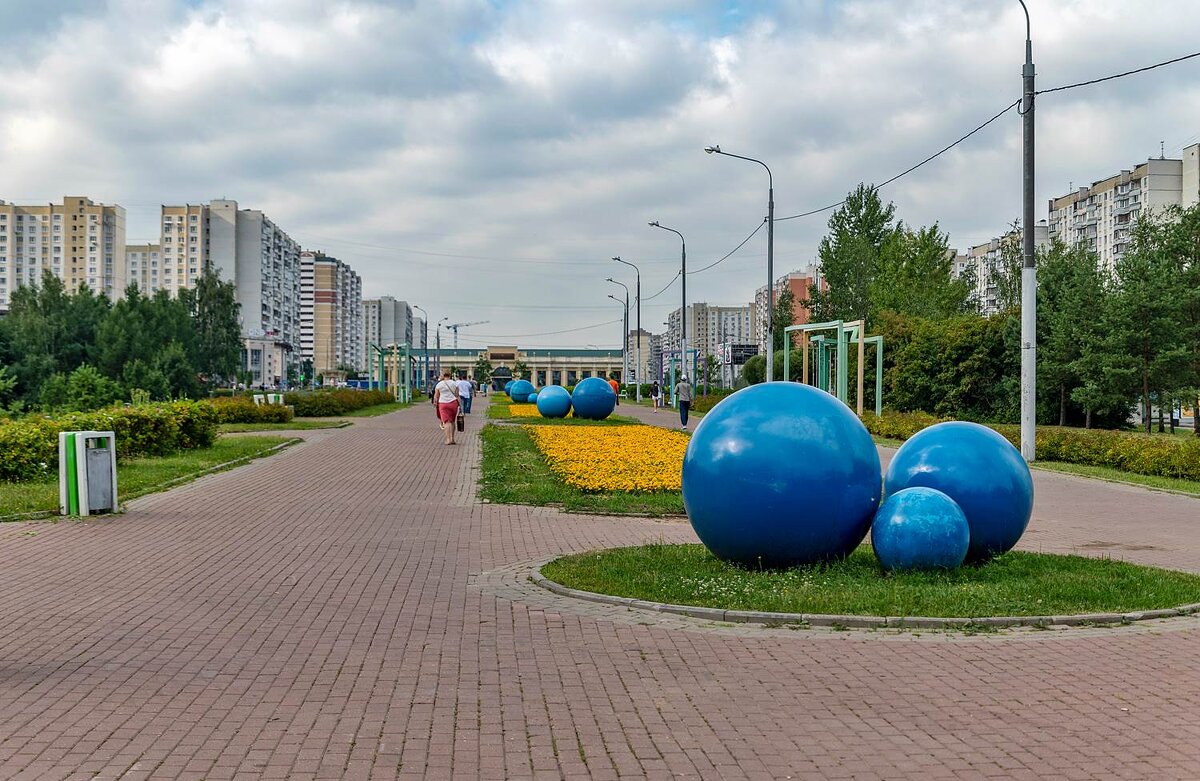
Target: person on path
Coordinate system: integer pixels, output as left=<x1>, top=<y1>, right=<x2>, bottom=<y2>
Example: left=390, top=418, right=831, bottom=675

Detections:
left=608, top=375, right=620, bottom=405
left=650, top=380, right=661, bottom=412
left=433, top=371, right=460, bottom=445
left=457, top=374, right=474, bottom=414
left=674, top=375, right=693, bottom=429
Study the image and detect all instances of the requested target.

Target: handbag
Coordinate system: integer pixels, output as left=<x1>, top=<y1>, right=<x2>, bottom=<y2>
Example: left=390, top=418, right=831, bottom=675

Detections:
left=455, top=409, right=465, bottom=432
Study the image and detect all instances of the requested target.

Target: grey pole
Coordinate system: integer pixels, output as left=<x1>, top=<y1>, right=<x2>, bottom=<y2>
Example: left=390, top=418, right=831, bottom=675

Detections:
left=704, top=146, right=775, bottom=381
left=613, top=256, right=642, bottom=401
left=1019, top=0, right=1037, bottom=462
left=437, top=316, right=448, bottom=379
left=607, top=294, right=628, bottom=383
left=649, top=222, right=687, bottom=382
left=607, top=278, right=630, bottom=383
left=413, top=304, right=429, bottom=390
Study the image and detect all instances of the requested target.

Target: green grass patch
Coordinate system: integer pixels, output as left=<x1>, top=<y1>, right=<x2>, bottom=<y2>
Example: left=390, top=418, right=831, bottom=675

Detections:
left=542, top=543, right=1200, bottom=618
left=217, top=420, right=349, bottom=433
left=479, top=424, right=684, bottom=516
left=339, top=401, right=409, bottom=417
left=1031, top=460, right=1200, bottom=497
left=0, top=435, right=294, bottom=521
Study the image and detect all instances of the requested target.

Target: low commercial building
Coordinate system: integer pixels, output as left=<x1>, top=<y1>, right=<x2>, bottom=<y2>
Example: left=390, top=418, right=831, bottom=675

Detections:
left=434, top=345, right=623, bottom=389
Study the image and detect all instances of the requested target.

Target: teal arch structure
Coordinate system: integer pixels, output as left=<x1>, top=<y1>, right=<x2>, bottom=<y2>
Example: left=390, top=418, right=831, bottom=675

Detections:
left=664, top=349, right=701, bottom=407
left=781, top=320, right=882, bottom=416
left=368, top=342, right=412, bottom=403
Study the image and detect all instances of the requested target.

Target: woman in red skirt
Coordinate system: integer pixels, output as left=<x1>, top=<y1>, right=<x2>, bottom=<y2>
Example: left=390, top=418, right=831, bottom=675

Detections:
left=433, top=370, right=460, bottom=445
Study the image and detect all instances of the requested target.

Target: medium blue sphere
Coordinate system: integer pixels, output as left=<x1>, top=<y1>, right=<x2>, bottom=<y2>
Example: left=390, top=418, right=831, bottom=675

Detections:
left=871, top=487, right=969, bottom=571
left=536, top=385, right=572, bottom=418
left=682, top=383, right=881, bottom=567
left=504, top=380, right=516, bottom=396
left=884, top=421, right=1033, bottom=563
left=571, top=377, right=616, bottom=420
left=509, top=379, right=535, bottom=403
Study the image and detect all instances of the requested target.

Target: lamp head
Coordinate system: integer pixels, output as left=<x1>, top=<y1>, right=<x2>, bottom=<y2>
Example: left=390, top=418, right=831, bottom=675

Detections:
left=648, top=220, right=659, bottom=227
left=605, top=277, right=614, bottom=283
left=611, top=255, right=621, bottom=262
left=704, top=145, right=720, bottom=154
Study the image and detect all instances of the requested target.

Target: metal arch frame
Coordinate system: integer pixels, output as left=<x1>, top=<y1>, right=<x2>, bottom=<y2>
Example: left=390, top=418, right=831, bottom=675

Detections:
left=664, top=348, right=700, bottom=407
left=781, top=321, right=882, bottom=416
left=368, top=341, right=412, bottom=403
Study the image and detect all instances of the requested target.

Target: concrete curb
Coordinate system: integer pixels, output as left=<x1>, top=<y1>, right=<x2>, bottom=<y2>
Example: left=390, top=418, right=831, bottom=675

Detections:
left=530, top=562, right=1200, bottom=630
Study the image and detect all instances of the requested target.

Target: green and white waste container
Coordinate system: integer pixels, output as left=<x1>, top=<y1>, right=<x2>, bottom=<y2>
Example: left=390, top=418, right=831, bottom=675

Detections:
left=59, top=431, right=118, bottom=516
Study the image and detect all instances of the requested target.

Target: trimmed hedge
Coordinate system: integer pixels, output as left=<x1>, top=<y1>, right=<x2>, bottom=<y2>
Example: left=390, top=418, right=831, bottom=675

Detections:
left=0, top=401, right=218, bottom=483
left=690, top=389, right=735, bottom=415
left=862, top=410, right=1200, bottom=481
left=283, top=389, right=394, bottom=417
left=204, top=397, right=294, bottom=424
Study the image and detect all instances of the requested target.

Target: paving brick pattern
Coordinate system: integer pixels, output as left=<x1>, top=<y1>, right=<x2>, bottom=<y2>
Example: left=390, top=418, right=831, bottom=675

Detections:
left=1, top=399, right=1199, bottom=779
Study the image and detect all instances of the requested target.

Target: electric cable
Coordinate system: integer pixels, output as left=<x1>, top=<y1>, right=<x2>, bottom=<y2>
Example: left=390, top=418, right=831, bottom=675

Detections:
left=1036, top=50, right=1200, bottom=95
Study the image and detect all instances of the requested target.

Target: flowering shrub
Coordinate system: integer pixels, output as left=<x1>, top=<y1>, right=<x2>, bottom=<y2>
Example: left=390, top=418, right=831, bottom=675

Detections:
left=0, top=401, right=218, bottom=483
left=524, top=424, right=688, bottom=492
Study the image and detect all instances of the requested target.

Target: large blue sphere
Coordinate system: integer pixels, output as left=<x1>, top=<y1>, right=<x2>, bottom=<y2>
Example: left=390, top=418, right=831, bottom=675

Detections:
left=504, top=380, right=516, bottom=396
left=536, top=385, right=572, bottom=418
left=509, top=379, right=535, bottom=403
left=871, top=487, right=969, bottom=571
left=682, top=383, right=881, bottom=567
left=884, top=421, right=1033, bottom=562
left=571, top=377, right=616, bottom=420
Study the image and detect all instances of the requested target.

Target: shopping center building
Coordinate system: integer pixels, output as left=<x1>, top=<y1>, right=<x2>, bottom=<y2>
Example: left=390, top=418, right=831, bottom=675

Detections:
left=429, top=345, right=624, bottom=389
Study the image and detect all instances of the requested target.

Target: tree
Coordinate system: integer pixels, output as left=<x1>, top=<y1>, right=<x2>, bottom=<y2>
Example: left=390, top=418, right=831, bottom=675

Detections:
left=808, top=184, right=898, bottom=324
left=772, top=285, right=796, bottom=351
left=512, top=359, right=529, bottom=380
left=473, top=357, right=493, bottom=384
left=741, top=354, right=766, bottom=385
left=1164, top=203, right=1200, bottom=435
left=181, top=270, right=241, bottom=386
left=871, top=224, right=975, bottom=321
left=989, top=222, right=1024, bottom=313
left=40, top=364, right=123, bottom=412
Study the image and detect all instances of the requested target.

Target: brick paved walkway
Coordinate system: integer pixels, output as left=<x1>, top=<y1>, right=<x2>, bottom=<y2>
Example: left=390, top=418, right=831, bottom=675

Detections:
left=2, top=399, right=1200, bottom=779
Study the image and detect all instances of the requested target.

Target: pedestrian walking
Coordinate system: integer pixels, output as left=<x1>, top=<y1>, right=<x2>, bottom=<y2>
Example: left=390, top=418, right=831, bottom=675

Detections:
left=608, top=375, right=620, bottom=405
left=458, top=374, right=474, bottom=414
left=651, top=380, right=661, bottom=412
left=433, top=371, right=460, bottom=445
left=674, top=375, right=693, bottom=430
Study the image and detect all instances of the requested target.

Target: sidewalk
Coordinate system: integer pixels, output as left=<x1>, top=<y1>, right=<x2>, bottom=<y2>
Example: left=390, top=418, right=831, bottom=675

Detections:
left=0, top=398, right=1198, bottom=778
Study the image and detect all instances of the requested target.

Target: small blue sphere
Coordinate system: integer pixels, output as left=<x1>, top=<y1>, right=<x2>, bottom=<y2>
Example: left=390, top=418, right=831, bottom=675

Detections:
left=682, top=383, right=881, bottom=567
left=509, top=379, right=535, bottom=403
left=884, top=421, right=1033, bottom=563
left=536, top=385, right=572, bottom=418
left=571, top=377, right=616, bottom=420
left=504, top=380, right=516, bottom=396
left=527, top=389, right=540, bottom=403
left=871, top=487, right=969, bottom=571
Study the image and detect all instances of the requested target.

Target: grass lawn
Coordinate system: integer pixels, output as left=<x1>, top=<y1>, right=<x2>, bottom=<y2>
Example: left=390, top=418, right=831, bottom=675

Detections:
left=0, top=435, right=295, bottom=521
left=217, top=420, right=350, bottom=433
left=542, top=543, right=1200, bottom=618
left=1031, top=460, right=1200, bottom=497
left=337, top=401, right=410, bottom=417
left=479, top=424, right=684, bottom=516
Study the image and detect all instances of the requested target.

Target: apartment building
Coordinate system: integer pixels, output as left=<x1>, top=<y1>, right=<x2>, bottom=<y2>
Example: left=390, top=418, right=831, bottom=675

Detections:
left=754, top=266, right=822, bottom=347
left=125, top=243, right=163, bottom=293
left=299, top=251, right=363, bottom=377
left=1047, top=144, right=1200, bottom=270
left=362, top=297, right=414, bottom=365
left=951, top=223, right=1049, bottom=316
left=157, top=203, right=210, bottom=295
left=665, top=302, right=755, bottom=363
left=624, top=328, right=654, bottom=385
left=0, top=196, right=126, bottom=311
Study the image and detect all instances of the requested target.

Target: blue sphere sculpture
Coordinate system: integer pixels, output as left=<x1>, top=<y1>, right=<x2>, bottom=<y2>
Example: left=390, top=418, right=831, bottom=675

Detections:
left=682, top=383, right=881, bottom=567
left=509, top=379, right=535, bottom=403
left=536, top=385, right=572, bottom=418
left=527, top=389, right=540, bottom=403
left=884, top=421, right=1033, bottom=563
left=571, top=377, right=616, bottom=420
left=504, top=380, right=515, bottom=396
left=871, top=487, right=969, bottom=571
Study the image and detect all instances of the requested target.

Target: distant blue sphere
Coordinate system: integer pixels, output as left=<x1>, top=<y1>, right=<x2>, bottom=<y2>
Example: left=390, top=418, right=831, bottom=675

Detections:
left=527, top=389, right=540, bottom=403
left=536, top=385, right=572, bottom=418
left=884, top=421, right=1033, bottom=563
left=871, top=487, right=969, bottom=571
left=571, top=377, right=616, bottom=420
left=504, top=380, right=516, bottom=396
left=682, top=383, right=881, bottom=567
left=509, top=379, right=535, bottom=403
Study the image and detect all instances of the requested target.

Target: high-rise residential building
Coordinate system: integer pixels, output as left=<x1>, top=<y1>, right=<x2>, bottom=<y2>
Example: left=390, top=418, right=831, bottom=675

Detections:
left=648, top=333, right=663, bottom=382
left=665, top=302, right=755, bottom=365
left=299, top=251, right=362, bottom=377
left=754, top=266, right=822, bottom=347
left=361, top=297, right=414, bottom=364
left=0, top=196, right=126, bottom=312
left=1047, top=143, right=1200, bottom=270
left=159, top=200, right=303, bottom=378
left=625, top=328, right=654, bottom=384
left=126, top=243, right=163, bottom=293
left=951, top=223, right=1049, bottom=316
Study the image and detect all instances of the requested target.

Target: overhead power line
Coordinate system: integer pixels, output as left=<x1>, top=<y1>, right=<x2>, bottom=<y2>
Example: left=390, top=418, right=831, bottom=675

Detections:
left=1037, top=50, right=1200, bottom=95
left=455, top=318, right=622, bottom=340
left=689, top=220, right=767, bottom=275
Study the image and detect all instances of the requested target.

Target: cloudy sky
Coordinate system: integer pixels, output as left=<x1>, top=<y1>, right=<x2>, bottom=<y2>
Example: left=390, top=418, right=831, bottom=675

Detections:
left=3, top=0, right=1199, bottom=347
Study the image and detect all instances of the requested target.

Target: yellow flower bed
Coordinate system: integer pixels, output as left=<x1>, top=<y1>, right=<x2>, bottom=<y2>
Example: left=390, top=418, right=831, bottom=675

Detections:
left=525, top=424, right=688, bottom=492
left=508, top=404, right=542, bottom=417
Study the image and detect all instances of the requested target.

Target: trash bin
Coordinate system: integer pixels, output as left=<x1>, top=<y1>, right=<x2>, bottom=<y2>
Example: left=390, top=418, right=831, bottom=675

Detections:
left=59, top=431, right=118, bottom=516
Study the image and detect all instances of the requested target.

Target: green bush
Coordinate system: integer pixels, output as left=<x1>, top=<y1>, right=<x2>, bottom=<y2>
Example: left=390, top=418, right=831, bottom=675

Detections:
left=690, top=389, right=736, bottom=414
left=861, top=410, right=1200, bottom=481
left=0, top=401, right=218, bottom=482
left=283, top=388, right=393, bottom=417
left=204, top=397, right=294, bottom=424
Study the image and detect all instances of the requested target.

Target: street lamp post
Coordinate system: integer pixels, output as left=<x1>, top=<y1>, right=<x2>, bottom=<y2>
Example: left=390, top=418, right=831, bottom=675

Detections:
left=649, top=221, right=687, bottom=381
left=413, top=304, right=430, bottom=390
left=606, top=278, right=630, bottom=384
left=437, top=316, right=449, bottom=379
left=612, top=256, right=642, bottom=402
left=1018, top=0, right=1037, bottom=463
left=704, top=145, right=775, bottom=382
left=607, top=294, right=628, bottom=384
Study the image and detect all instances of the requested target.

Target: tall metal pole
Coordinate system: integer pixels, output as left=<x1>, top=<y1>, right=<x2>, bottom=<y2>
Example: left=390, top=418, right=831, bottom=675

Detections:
left=414, top=304, right=429, bottom=390
left=607, top=278, right=630, bottom=383
left=613, top=257, right=642, bottom=401
left=1019, top=0, right=1037, bottom=462
left=608, top=295, right=628, bottom=381
left=704, top=146, right=775, bottom=380
left=649, top=223, right=687, bottom=380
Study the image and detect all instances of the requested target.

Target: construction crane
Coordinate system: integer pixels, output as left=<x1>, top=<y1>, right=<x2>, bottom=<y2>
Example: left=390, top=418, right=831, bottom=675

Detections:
left=445, top=320, right=489, bottom=349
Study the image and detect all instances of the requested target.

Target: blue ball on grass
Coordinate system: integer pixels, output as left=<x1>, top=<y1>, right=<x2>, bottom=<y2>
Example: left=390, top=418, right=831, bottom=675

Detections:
left=871, top=487, right=970, bottom=571
left=536, top=385, right=572, bottom=418
left=571, top=377, right=616, bottom=420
